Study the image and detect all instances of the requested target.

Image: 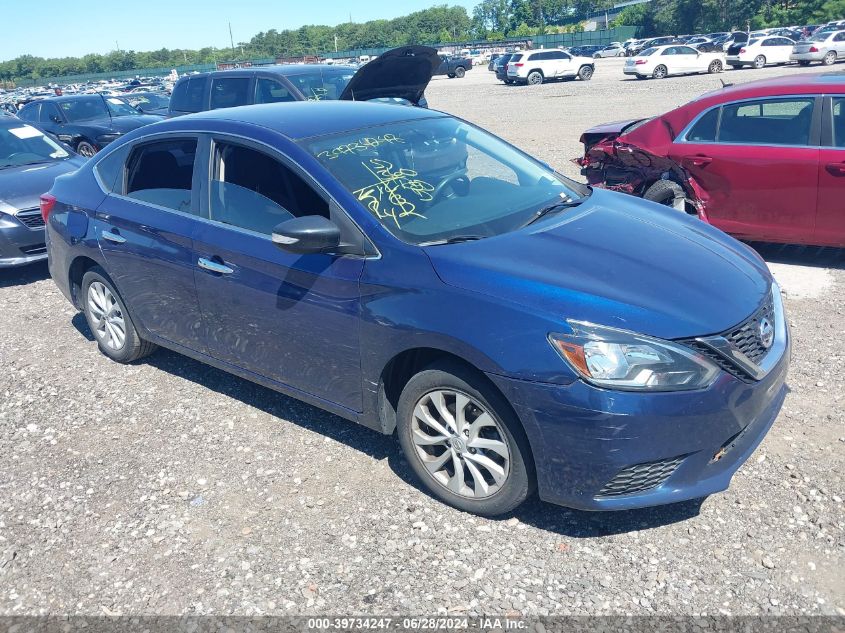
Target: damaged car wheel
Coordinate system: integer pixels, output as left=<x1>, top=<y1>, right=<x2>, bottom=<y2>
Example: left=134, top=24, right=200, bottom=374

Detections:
left=644, top=180, right=687, bottom=212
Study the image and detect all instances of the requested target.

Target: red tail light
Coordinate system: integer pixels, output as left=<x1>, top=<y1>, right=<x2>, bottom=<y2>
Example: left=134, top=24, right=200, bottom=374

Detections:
left=809, top=46, right=819, bottom=52
left=635, top=59, right=647, bottom=65
left=513, top=62, right=524, bottom=67
left=40, top=193, right=57, bottom=223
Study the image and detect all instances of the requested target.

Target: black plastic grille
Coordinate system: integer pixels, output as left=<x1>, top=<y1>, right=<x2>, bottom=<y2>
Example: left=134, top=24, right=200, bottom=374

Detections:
left=16, top=209, right=45, bottom=229
left=685, top=340, right=753, bottom=382
left=596, top=455, right=687, bottom=498
left=724, top=296, right=775, bottom=364
left=20, top=243, right=46, bottom=255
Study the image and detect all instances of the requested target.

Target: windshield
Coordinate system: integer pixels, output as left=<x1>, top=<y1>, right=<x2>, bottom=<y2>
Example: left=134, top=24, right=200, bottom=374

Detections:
left=127, top=94, right=169, bottom=109
left=304, top=117, right=587, bottom=244
left=58, top=96, right=138, bottom=121
left=285, top=68, right=355, bottom=101
left=0, top=123, right=70, bottom=168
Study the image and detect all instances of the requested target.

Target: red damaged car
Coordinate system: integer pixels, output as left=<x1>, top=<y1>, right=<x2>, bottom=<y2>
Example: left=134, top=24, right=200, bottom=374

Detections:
left=577, top=72, right=845, bottom=247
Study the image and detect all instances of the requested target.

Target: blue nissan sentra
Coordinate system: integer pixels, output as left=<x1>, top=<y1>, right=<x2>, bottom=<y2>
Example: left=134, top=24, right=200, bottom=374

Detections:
left=43, top=101, right=789, bottom=516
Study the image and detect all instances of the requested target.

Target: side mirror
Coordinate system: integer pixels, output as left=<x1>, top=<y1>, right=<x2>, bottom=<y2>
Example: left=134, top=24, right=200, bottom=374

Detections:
left=271, top=215, right=341, bottom=254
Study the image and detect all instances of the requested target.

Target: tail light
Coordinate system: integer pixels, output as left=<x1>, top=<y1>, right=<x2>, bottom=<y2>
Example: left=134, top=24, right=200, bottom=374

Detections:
left=635, top=59, right=647, bottom=65
left=809, top=46, right=819, bottom=52
left=40, top=193, right=57, bottom=223
left=513, top=62, right=524, bottom=67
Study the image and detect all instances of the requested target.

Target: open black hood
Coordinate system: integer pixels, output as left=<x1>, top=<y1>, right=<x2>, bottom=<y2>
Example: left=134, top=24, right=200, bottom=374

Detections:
left=339, top=45, right=440, bottom=106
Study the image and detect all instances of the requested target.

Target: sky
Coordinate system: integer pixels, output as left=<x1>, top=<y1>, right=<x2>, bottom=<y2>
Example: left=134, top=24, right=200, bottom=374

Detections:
left=0, top=0, right=478, bottom=61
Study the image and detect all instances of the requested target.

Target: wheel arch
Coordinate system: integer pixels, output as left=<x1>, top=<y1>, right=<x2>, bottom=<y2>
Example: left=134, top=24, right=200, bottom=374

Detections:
left=67, top=254, right=105, bottom=309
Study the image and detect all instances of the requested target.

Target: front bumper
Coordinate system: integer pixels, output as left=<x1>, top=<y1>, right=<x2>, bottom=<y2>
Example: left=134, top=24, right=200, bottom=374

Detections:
left=0, top=214, right=47, bottom=268
left=488, top=334, right=790, bottom=511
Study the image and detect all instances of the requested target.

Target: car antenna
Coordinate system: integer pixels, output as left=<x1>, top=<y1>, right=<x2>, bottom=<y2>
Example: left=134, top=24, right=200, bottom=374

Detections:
left=719, top=78, right=733, bottom=89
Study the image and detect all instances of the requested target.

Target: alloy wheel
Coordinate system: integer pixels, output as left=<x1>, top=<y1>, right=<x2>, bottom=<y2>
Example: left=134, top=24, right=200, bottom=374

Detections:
left=411, top=389, right=510, bottom=499
left=87, top=281, right=126, bottom=350
left=823, top=51, right=836, bottom=65
left=653, top=65, right=667, bottom=79
left=76, top=142, right=96, bottom=158
left=754, top=55, right=766, bottom=69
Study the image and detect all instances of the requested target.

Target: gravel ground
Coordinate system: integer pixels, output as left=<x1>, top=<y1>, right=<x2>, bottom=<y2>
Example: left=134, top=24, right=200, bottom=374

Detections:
left=0, top=59, right=843, bottom=617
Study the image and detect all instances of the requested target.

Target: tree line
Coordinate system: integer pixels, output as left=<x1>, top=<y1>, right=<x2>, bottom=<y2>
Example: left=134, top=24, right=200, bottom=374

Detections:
left=1, top=0, right=843, bottom=83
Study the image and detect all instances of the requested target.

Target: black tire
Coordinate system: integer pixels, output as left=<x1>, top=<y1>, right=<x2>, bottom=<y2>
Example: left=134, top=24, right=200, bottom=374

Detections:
left=753, top=55, right=766, bottom=69
left=81, top=266, right=157, bottom=363
left=75, top=140, right=97, bottom=158
left=652, top=64, right=668, bottom=79
left=643, top=179, right=686, bottom=211
left=708, top=60, right=722, bottom=73
left=396, top=361, right=534, bottom=516
left=636, top=75, right=647, bottom=80
left=527, top=70, right=543, bottom=85
left=823, top=51, right=836, bottom=66
left=447, top=73, right=456, bottom=78
left=578, top=65, right=594, bottom=81
left=454, top=66, right=466, bottom=78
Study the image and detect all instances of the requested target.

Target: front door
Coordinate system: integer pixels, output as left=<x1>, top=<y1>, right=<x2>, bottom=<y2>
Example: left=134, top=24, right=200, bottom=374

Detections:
left=192, top=137, right=365, bottom=412
left=816, top=96, right=845, bottom=246
left=671, top=96, right=820, bottom=243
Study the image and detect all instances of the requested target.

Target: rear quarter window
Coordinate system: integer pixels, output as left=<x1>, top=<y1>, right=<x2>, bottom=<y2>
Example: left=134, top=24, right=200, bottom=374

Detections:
left=170, top=77, right=205, bottom=113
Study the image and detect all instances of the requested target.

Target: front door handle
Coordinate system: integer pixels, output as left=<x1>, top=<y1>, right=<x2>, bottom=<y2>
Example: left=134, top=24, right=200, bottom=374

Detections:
left=101, top=229, right=126, bottom=244
left=198, top=257, right=234, bottom=275
left=825, top=162, right=845, bottom=176
left=684, top=155, right=713, bottom=168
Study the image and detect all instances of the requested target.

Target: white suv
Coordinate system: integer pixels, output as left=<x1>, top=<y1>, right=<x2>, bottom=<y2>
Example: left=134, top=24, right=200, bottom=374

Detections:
left=506, top=49, right=595, bottom=85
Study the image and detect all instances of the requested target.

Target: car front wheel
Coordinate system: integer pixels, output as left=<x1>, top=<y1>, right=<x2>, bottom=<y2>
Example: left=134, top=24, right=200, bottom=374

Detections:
left=75, top=140, right=97, bottom=158
left=578, top=65, right=594, bottom=80
left=708, top=60, right=723, bottom=73
left=396, top=362, right=533, bottom=516
left=81, top=266, right=157, bottom=363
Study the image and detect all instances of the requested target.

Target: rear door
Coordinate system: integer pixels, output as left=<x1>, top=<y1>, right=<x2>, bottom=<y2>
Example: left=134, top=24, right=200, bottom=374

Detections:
left=675, top=45, right=702, bottom=73
left=209, top=74, right=254, bottom=110
left=94, top=135, right=206, bottom=351
left=670, top=96, right=820, bottom=243
left=816, top=96, right=845, bottom=246
left=833, top=31, right=845, bottom=56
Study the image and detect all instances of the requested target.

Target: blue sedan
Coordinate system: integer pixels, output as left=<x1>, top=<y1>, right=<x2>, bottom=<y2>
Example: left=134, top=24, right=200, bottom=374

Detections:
left=43, top=101, right=789, bottom=516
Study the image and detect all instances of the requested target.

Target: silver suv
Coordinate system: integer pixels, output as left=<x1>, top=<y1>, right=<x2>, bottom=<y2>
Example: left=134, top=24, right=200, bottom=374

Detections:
left=506, top=49, right=595, bottom=85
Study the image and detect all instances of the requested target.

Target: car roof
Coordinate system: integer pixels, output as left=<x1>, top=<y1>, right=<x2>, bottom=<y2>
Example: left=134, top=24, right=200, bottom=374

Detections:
left=179, top=64, right=356, bottom=82
left=700, top=71, right=845, bottom=101
left=156, top=100, right=449, bottom=140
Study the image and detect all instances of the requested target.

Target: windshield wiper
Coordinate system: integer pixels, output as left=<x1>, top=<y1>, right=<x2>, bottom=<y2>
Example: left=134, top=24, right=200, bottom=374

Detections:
left=518, top=197, right=587, bottom=229
left=419, top=235, right=485, bottom=247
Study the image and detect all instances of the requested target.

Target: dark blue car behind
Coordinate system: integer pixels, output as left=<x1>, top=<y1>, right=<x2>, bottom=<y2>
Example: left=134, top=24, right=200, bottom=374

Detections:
left=43, top=101, right=789, bottom=516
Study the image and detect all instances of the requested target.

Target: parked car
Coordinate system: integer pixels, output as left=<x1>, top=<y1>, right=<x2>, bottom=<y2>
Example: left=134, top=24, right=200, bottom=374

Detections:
left=17, top=94, right=163, bottom=157
left=0, top=120, right=85, bottom=267
left=628, top=37, right=681, bottom=56
left=494, top=53, right=514, bottom=83
left=168, top=45, right=440, bottom=116
left=570, top=45, right=605, bottom=58
left=487, top=53, right=500, bottom=70
left=576, top=73, right=844, bottom=246
left=727, top=36, right=797, bottom=68
left=123, top=91, right=170, bottom=115
left=44, top=100, right=789, bottom=515
left=624, top=45, right=725, bottom=79
left=435, top=54, right=473, bottom=78
left=791, top=30, right=845, bottom=65
left=593, top=42, right=626, bottom=58
left=506, top=49, right=595, bottom=84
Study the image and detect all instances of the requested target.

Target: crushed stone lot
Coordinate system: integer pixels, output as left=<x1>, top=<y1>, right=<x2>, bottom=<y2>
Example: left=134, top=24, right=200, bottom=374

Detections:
left=0, top=59, right=843, bottom=617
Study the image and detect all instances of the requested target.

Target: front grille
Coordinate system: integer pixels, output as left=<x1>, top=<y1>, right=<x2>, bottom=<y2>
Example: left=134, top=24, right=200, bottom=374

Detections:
left=725, top=296, right=775, bottom=364
left=20, top=243, right=46, bottom=255
left=596, top=455, right=687, bottom=498
left=686, top=341, right=753, bottom=382
left=16, top=208, right=45, bottom=229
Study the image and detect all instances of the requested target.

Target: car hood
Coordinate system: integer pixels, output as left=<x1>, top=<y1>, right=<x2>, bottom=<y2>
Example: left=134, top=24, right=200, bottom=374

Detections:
left=339, top=45, right=440, bottom=106
left=424, top=189, right=771, bottom=340
left=104, top=114, right=165, bottom=132
left=0, top=157, right=86, bottom=211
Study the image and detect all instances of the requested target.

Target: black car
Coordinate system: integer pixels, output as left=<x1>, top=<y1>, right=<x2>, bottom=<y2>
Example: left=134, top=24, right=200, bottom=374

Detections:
left=168, top=45, right=440, bottom=116
left=123, top=91, right=170, bottom=115
left=570, top=45, right=604, bottom=57
left=17, top=95, right=163, bottom=157
left=0, top=119, right=86, bottom=267
left=494, top=53, right=514, bottom=83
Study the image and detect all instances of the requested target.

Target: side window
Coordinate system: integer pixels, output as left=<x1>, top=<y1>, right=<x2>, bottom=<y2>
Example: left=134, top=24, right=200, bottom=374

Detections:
left=39, top=103, right=61, bottom=124
left=94, top=144, right=132, bottom=193
left=125, top=139, right=197, bottom=212
left=719, top=98, right=815, bottom=146
left=18, top=104, right=39, bottom=122
left=835, top=32, right=845, bottom=42
left=687, top=107, right=720, bottom=142
left=210, top=77, right=251, bottom=110
left=678, top=46, right=697, bottom=55
left=528, top=52, right=544, bottom=61
left=171, top=77, right=205, bottom=113
left=255, top=78, right=295, bottom=104
left=833, top=98, right=844, bottom=148
left=662, top=47, right=677, bottom=55
left=210, top=142, right=329, bottom=235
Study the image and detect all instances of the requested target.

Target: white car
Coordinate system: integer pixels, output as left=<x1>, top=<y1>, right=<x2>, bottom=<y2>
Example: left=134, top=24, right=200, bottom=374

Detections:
left=593, top=42, right=626, bottom=58
left=623, top=45, right=725, bottom=79
left=506, top=49, right=595, bottom=84
left=727, top=36, right=796, bottom=68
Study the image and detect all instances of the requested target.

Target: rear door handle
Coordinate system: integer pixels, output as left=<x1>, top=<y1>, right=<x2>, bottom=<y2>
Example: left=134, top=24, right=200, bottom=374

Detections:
left=198, top=257, right=234, bottom=275
left=684, top=155, right=713, bottom=168
left=825, top=162, right=845, bottom=176
left=101, top=229, right=126, bottom=244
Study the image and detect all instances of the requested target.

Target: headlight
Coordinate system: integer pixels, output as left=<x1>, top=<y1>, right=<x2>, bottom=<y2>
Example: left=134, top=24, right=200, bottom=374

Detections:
left=549, top=321, right=719, bottom=391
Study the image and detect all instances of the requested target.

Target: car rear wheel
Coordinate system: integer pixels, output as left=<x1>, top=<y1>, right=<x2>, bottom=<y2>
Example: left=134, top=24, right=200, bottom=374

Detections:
left=708, top=60, right=723, bottom=73
left=823, top=51, right=836, bottom=65
left=396, top=362, right=533, bottom=516
left=753, top=55, right=766, bottom=69
left=643, top=179, right=687, bottom=212
left=797, top=60, right=810, bottom=66
left=527, top=71, right=543, bottom=85
left=454, top=66, right=466, bottom=78
left=652, top=65, right=668, bottom=79
left=75, top=141, right=97, bottom=158
left=578, top=65, right=594, bottom=80
left=81, top=266, right=157, bottom=363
